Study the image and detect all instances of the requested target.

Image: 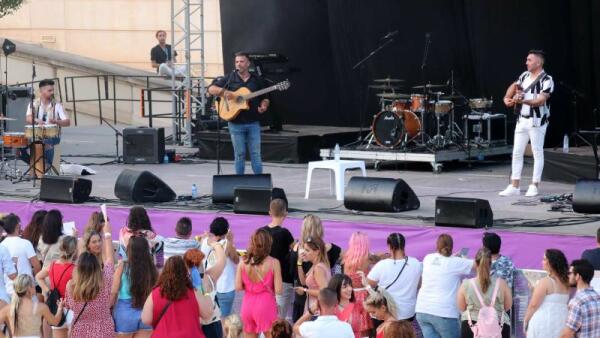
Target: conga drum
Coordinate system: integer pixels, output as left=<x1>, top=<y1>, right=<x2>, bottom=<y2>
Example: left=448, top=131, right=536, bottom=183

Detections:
left=30, top=143, right=46, bottom=178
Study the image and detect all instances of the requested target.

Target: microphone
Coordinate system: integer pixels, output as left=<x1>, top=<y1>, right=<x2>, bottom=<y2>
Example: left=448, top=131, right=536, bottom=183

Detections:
left=425, top=33, right=431, bottom=40
left=381, top=30, right=399, bottom=40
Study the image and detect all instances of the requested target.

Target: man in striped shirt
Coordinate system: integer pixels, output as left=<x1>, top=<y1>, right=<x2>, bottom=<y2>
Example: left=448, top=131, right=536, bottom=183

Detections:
left=500, top=49, right=554, bottom=197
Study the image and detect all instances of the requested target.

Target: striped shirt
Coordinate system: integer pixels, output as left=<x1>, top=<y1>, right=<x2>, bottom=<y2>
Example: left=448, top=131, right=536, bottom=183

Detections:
left=516, top=70, right=554, bottom=125
left=565, top=287, right=600, bottom=338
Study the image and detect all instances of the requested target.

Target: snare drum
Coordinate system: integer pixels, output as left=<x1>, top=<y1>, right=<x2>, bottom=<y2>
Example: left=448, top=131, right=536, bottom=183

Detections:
left=410, top=94, right=425, bottom=112
left=2, top=132, right=28, bottom=148
left=392, top=99, right=410, bottom=112
left=434, top=100, right=453, bottom=115
left=468, top=98, right=493, bottom=110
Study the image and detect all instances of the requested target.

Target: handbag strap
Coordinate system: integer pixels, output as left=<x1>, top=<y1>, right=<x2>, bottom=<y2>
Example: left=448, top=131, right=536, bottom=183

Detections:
left=152, top=300, right=173, bottom=328
left=385, top=257, right=409, bottom=290
left=72, top=302, right=88, bottom=328
left=52, top=263, right=73, bottom=289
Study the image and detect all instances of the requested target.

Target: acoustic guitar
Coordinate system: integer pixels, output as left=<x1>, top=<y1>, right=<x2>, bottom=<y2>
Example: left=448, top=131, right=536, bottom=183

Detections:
left=218, top=80, right=291, bottom=121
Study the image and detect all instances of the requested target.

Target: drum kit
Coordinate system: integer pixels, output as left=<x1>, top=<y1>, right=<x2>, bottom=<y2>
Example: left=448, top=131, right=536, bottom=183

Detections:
left=0, top=118, right=60, bottom=180
left=365, top=77, right=500, bottom=150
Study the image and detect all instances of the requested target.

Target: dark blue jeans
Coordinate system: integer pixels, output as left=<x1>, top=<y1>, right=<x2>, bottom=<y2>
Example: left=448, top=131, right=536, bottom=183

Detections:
left=228, top=121, right=262, bottom=174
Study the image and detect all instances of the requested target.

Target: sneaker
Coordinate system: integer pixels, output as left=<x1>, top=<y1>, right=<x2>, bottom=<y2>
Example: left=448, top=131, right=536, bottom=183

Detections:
left=499, top=184, right=520, bottom=196
left=525, top=185, right=539, bottom=197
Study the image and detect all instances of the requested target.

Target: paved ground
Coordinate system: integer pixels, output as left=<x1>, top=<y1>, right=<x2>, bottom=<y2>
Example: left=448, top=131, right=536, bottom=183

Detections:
left=0, top=122, right=597, bottom=238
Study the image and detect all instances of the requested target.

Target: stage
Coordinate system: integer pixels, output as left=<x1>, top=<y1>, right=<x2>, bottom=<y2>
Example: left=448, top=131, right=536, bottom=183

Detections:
left=0, top=125, right=597, bottom=271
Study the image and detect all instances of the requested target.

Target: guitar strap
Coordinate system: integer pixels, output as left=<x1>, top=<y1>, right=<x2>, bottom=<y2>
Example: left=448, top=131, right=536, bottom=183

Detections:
left=514, top=71, right=546, bottom=115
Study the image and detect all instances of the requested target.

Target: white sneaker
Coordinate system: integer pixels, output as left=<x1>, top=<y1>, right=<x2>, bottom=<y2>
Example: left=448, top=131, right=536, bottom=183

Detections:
left=525, top=185, right=539, bottom=197
left=499, top=184, right=520, bottom=196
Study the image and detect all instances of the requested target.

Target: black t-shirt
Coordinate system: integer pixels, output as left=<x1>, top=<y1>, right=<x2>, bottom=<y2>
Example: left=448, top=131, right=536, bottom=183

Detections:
left=150, top=44, right=178, bottom=72
left=260, top=225, right=294, bottom=283
left=582, top=247, right=600, bottom=270
left=211, top=72, right=268, bottom=124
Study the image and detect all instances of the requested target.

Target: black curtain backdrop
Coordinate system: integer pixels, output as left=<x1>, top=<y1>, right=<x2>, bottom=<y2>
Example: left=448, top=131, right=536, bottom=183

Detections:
left=219, top=0, right=600, bottom=146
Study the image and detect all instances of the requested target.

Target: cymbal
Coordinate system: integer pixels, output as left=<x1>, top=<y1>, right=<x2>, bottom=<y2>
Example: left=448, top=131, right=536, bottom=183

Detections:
left=376, top=93, right=411, bottom=99
left=0, top=116, right=16, bottom=121
left=412, top=83, right=447, bottom=89
left=373, top=78, right=405, bottom=83
left=440, top=95, right=463, bottom=100
left=368, top=85, right=403, bottom=90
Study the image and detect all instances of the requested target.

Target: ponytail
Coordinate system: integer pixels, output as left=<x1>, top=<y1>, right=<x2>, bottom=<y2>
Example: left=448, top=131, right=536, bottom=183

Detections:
left=9, top=275, right=34, bottom=334
left=475, top=248, right=492, bottom=293
left=9, top=292, right=20, bottom=333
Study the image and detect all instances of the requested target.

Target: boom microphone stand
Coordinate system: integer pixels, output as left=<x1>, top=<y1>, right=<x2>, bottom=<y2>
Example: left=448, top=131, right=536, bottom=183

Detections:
left=419, top=33, right=432, bottom=146
left=214, top=70, right=237, bottom=174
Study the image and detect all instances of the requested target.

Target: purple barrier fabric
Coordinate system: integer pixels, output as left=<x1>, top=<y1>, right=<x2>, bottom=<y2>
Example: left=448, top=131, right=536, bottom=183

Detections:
left=0, top=200, right=594, bottom=269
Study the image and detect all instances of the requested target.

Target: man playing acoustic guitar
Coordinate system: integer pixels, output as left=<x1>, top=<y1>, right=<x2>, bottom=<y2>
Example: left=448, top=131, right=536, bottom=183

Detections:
left=209, top=52, right=270, bottom=175
left=500, top=49, right=553, bottom=197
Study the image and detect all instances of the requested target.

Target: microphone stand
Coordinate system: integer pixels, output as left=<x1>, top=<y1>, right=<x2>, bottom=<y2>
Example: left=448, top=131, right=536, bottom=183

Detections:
left=351, top=32, right=397, bottom=144
left=419, top=33, right=432, bottom=146
left=99, top=116, right=123, bottom=165
left=214, top=70, right=237, bottom=174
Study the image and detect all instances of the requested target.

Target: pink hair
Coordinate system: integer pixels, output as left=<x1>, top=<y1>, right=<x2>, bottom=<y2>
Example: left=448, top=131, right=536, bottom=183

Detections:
left=343, top=232, right=370, bottom=273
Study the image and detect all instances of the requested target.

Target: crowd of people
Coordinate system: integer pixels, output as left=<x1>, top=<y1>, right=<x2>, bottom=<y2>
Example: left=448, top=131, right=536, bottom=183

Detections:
left=0, top=200, right=598, bottom=338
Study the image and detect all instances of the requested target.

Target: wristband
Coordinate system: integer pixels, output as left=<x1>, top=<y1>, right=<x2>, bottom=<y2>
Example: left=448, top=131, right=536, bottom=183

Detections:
left=104, top=232, right=112, bottom=238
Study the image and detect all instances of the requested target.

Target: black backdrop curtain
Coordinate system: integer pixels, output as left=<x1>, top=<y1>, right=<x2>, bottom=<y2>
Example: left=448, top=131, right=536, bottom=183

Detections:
left=219, top=0, right=600, bottom=146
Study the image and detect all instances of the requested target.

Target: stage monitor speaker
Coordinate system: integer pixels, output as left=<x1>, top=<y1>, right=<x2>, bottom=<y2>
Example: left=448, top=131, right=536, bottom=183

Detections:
left=40, top=176, right=92, bottom=204
left=573, top=179, right=600, bottom=214
left=123, top=127, right=165, bottom=164
left=212, top=174, right=272, bottom=204
left=435, top=197, right=493, bottom=228
left=114, top=169, right=176, bottom=203
left=233, top=187, right=287, bottom=215
left=344, top=177, right=420, bottom=212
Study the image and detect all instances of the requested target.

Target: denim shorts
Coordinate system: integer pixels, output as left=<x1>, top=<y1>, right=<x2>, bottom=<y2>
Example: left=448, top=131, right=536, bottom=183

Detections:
left=113, top=298, right=152, bottom=333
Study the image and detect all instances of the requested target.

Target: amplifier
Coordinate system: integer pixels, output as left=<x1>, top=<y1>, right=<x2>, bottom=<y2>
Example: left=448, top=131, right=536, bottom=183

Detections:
left=123, top=127, right=165, bottom=164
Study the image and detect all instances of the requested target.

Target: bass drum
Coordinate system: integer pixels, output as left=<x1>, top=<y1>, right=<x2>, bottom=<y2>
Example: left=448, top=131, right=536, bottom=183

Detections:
left=399, top=110, right=421, bottom=138
left=372, top=111, right=403, bottom=148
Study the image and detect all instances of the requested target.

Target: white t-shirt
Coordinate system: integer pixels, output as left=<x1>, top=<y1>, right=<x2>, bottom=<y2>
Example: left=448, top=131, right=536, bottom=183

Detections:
left=415, top=253, right=473, bottom=318
left=0, top=245, right=17, bottom=303
left=368, top=257, right=422, bottom=320
left=299, top=315, right=354, bottom=338
left=1, top=236, right=37, bottom=295
left=200, top=238, right=237, bottom=293
left=26, top=100, right=68, bottom=123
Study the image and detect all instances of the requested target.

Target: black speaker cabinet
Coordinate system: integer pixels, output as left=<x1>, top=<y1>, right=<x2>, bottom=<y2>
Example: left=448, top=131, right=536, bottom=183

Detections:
left=344, top=177, right=420, bottom=212
left=40, top=176, right=92, bottom=203
left=212, top=174, right=272, bottom=204
left=435, top=197, right=493, bottom=228
left=233, top=187, right=287, bottom=215
left=123, top=127, right=165, bottom=164
left=573, top=179, right=600, bottom=214
left=114, top=169, right=176, bottom=203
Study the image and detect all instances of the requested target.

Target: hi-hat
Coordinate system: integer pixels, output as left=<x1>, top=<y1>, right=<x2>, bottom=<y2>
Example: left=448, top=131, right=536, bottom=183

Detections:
left=373, top=78, right=405, bottom=83
left=412, top=83, right=447, bottom=89
left=0, top=116, right=16, bottom=121
left=376, top=93, right=411, bottom=99
left=369, top=84, right=403, bottom=90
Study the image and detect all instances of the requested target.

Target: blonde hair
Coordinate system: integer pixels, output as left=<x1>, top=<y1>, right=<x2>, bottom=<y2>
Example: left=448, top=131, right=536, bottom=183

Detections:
left=301, top=214, right=324, bottom=244
left=364, top=288, right=398, bottom=319
left=223, top=314, right=243, bottom=338
left=59, top=235, right=78, bottom=261
left=71, top=252, right=103, bottom=302
left=9, top=275, right=34, bottom=333
left=475, top=248, right=492, bottom=293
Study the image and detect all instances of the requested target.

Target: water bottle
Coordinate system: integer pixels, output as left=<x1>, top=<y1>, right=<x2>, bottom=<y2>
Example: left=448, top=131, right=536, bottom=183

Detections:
left=191, top=184, right=198, bottom=199
left=334, top=143, right=341, bottom=161
left=163, top=154, right=169, bottom=163
left=562, top=134, right=569, bottom=153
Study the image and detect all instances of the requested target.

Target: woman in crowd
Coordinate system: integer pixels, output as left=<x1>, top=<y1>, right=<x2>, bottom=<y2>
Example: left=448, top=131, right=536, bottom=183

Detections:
left=365, top=233, right=422, bottom=322
left=329, top=273, right=366, bottom=338
left=236, top=228, right=282, bottom=338
left=38, top=209, right=65, bottom=269
left=384, top=320, right=416, bottom=338
left=295, top=236, right=331, bottom=315
left=342, top=231, right=373, bottom=337
left=119, top=206, right=164, bottom=268
left=416, top=234, right=473, bottom=338
left=269, top=319, right=293, bottom=338
left=141, top=256, right=214, bottom=338
left=523, top=249, right=569, bottom=338
left=457, top=248, right=512, bottom=338
left=111, top=236, right=158, bottom=338
left=194, top=239, right=227, bottom=337
left=81, top=230, right=104, bottom=264
left=36, top=235, right=77, bottom=338
left=223, top=314, right=243, bottom=338
left=290, top=214, right=341, bottom=321
left=364, top=289, right=399, bottom=338
left=22, top=210, right=47, bottom=253
left=0, top=274, right=64, bottom=337
left=66, top=217, right=115, bottom=338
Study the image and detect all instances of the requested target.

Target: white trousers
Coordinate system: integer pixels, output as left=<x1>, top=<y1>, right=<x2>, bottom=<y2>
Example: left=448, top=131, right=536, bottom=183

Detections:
left=158, top=63, right=187, bottom=78
left=511, top=117, right=548, bottom=183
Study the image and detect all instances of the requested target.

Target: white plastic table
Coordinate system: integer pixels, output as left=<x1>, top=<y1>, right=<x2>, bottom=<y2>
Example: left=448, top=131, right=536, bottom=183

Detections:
left=304, top=159, right=367, bottom=201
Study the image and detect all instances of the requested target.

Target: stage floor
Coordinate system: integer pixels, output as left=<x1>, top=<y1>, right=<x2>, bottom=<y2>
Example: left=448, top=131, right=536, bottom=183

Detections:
left=0, top=125, right=598, bottom=238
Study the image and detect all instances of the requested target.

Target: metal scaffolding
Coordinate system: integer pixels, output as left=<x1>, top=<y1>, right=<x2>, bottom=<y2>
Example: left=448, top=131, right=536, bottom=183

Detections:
left=170, top=0, right=207, bottom=146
